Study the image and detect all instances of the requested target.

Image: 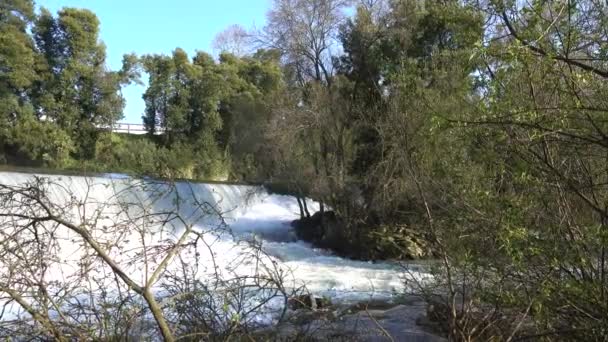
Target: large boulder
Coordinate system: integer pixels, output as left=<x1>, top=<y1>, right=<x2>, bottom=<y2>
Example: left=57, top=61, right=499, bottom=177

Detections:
left=291, top=210, right=341, bottom=246
left=369, top=224, right=431, bottom=259
left=292, top=211, right=431, bottom=260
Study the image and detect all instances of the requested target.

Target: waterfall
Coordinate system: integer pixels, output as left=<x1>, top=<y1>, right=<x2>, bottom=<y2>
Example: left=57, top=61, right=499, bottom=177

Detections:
left=0, top=171, right=428, bottom=328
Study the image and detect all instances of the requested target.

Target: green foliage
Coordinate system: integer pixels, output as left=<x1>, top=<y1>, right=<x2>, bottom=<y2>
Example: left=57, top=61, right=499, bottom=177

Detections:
left=2, top=0, right=608, bottom=339
left=8, top=114, right=75, bottom=168
left=0, top=0, right=37, bottom=139
left=254, top=1, right=608, bottom=338
left=90, top=132, right=226, bottom=180
left=140, top=48, right=284, bottom=180
left=408, top=1, right=608, bottom=339
left=32, top=7, right=125, bottom=158
left=0, top=3, right=279, bottom=181
left=0, top=4, right=134, bottom=168
left=93, top=133, right=150, bottom=173
left=0, top=4, right=152, bottom=174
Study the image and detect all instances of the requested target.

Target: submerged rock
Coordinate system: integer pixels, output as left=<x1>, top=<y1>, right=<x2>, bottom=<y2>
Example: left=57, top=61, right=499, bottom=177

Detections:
left=288, top=294, right=332, bottom=311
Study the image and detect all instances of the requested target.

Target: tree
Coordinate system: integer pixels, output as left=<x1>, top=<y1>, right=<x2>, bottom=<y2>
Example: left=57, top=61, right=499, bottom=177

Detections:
left=0, top=0, right=37, bottom=93
left=452, top=1, right=608, bottom=338
left=141, top=48, right=287, bottom=180
left=141, top=50, right=228, bottom=178
left=391, top=1, right=608, bottom=339
left=259, top=0, right=351, bottom=85
left=142, top=54, right=173, bottom=136
left=212, top=24, right=250, bottom=57
left=215, top=50, right=284, bottom=178
left=32, top=8, right=126, bottom=159
left=0, top=0, right=38, bottom=149
left=259, top=0, right=483, bottom=258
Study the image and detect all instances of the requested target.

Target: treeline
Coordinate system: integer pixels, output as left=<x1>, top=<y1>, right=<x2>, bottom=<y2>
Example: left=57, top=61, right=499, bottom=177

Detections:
left=0, top=1, right=281, bottom=179
left=0, top=1, right=138, bottom=167
left=134, top=49, right=283, bottom=179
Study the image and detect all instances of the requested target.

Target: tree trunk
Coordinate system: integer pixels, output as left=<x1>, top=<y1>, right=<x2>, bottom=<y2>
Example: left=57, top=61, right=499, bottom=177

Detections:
left=296, top=196, right=305, bottom=219
left=302, top=198, right=311, bottom=218
left=319, top=200, right=326, bottom=237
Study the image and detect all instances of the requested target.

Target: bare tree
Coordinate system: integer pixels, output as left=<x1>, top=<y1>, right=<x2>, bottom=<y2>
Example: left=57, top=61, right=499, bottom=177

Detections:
left=258, top=0, right=351, bottom=85
left=0, top=175, right=303, bottom=340
left=212, top=24, right=251, bottom=57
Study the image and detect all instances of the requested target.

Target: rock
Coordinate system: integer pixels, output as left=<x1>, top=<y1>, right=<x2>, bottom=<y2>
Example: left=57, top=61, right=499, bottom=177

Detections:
left=293, top=211, right=432, bottom=260
left=292, top=210, right=343, bottom=250
left=267, top=296, right=447, bottom=342
left=317, top=302, right=446, bottom=341
left=370, top=223, right=432, bottom=260
left=288, top=294, right=331, bottom=311
left=288, top=294, right=314, bottom=310
left=347, top=299, right=400, bottom=312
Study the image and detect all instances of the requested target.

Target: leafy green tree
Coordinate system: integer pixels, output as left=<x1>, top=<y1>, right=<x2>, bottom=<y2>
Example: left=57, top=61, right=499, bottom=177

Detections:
left=142, top=53, right=173, bottom=135
left=32, top=7, right=125, bottom=159
left=0, top=0, right=38, bottom=151
left=8, top=114, right=74, bottom=167
left=141, top=50, right=227, bottom=178
left=216, top=50, right=284, bottom=178
left=439, top=1, right=608, bottom=338
left=378, top=1, right=608, bottom=339
left=0, top=0, right=37, bottom=91
left=141, top=48, right=286, bottom=179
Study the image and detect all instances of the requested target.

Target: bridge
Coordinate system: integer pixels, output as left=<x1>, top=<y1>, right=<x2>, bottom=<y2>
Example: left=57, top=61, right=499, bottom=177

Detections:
left=103, top=123, right=165, bottom=135
left=110, top=123, right=147, bottom=135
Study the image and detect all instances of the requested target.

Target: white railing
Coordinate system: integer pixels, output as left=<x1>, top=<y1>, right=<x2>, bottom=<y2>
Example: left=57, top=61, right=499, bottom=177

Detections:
left=102, top=123, right=165, bottom=135
left=111, top=123, right=147, bottom=134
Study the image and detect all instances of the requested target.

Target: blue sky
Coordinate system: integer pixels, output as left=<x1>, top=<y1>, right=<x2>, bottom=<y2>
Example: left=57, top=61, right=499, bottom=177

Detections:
left=37, top=0, right=270, bottom=123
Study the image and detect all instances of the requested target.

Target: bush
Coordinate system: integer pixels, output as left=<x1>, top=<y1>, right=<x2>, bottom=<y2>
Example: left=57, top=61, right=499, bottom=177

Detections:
left=7, top=116, right=75, bottom=168
left=93, top=133, right=158, bottom=175
left=91, top=133, right=229, bottom=181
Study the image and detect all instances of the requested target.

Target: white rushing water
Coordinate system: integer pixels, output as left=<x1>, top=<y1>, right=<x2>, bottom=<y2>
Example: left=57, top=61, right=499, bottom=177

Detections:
left=0, top=171, right=429, bottom=328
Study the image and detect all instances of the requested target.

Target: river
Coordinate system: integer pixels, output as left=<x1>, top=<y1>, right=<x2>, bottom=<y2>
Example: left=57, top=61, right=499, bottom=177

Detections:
left=0, top=171, right=430, bottom=329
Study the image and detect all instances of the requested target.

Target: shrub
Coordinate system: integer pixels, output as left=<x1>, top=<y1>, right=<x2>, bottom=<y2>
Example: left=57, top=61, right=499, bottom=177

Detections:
left=8, top=116, right=75, bottom=168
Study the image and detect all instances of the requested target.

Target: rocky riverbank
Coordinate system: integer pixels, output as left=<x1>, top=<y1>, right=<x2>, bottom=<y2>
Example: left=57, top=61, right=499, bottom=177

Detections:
left=291, top=211, right=432, bottom=260
left=254, top=296, right=446, bottom=341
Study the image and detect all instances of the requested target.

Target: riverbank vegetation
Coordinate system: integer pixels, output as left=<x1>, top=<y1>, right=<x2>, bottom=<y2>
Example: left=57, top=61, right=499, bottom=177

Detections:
left=2, top=0, right=608, bottom=339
